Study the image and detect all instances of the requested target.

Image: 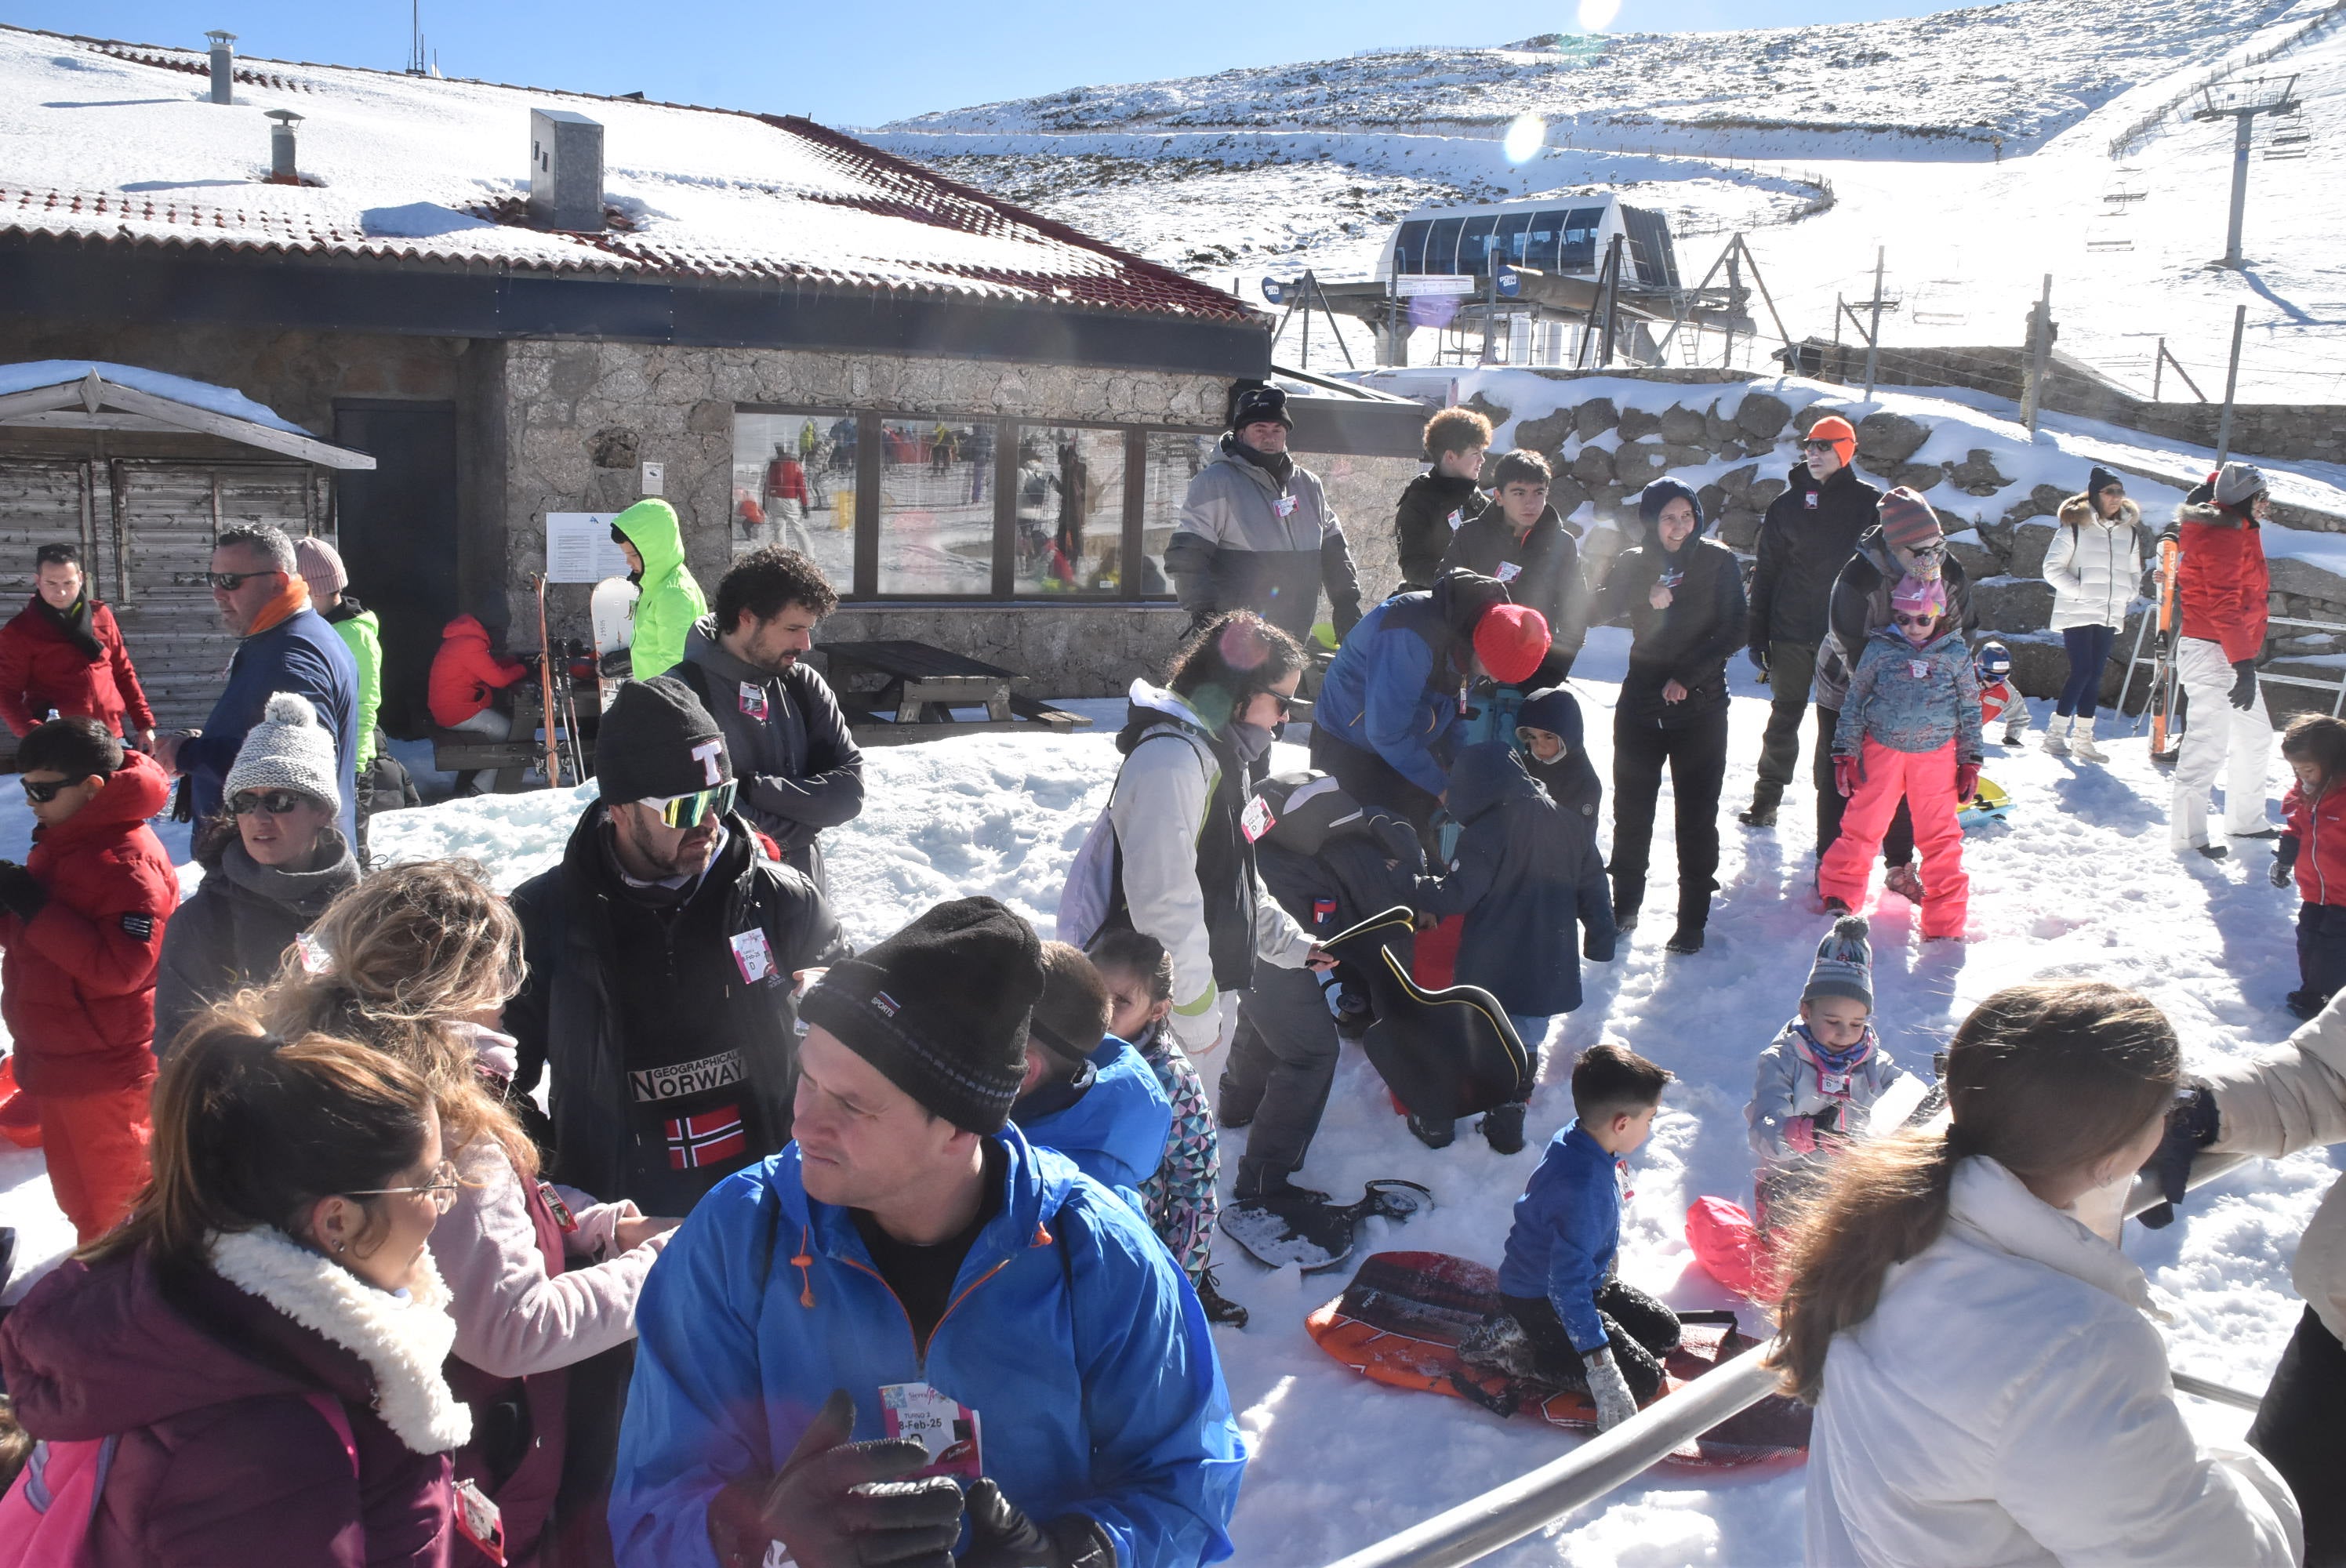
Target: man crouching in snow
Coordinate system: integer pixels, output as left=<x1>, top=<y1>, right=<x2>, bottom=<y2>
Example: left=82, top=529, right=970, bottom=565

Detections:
left=610, top=896, right=1246, bottom=1568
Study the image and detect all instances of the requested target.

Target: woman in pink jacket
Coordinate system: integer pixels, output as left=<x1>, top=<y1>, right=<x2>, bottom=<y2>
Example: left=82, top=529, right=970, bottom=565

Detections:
left=263, top=861, right=680, bottom=1566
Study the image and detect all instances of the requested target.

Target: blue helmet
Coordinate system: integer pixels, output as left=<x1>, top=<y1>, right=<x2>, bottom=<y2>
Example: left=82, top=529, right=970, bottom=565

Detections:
left=1974, top=640, right=2012, bottom=681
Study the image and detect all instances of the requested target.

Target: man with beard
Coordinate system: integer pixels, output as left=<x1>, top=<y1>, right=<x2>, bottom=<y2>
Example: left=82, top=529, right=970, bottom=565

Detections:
left=666, top=546, right=865, bottom=891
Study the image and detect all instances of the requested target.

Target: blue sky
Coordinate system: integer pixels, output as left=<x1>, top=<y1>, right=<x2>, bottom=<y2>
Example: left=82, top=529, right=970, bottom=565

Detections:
left=25, top=2, right=1963, bottom=125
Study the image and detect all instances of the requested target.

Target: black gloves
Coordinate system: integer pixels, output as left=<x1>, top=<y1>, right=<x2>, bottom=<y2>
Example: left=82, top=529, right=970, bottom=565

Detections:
left=2230, top=660, right=2259, bottom=711
left=1330, top=594, right=1363, bottom=644
left=2137, top=1081, right=2221, bottom=1230
left=0, top=862, right=45, bottom=922
left=706, top=1389, right=964, bottom=1568
left=2274, top=834, right=2301, bottom=888
left=959, top=1480, right=1116, bottom=1568
left=1748, top=644, right=1769, bottom=673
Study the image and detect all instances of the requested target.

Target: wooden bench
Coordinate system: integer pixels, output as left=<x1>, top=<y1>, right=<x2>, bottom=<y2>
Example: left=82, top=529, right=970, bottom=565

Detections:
left=815, top=640, right=1093, bottom=747
left=430, top=729, right=539, bottom=793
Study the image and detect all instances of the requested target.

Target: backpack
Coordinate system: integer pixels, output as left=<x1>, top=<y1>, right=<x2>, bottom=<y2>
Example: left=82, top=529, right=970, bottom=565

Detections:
left=0, top=1394, right=355, bottom=1567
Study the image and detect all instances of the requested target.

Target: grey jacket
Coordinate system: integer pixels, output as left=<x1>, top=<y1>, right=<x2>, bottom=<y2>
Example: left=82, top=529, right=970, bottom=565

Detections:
left=1167, top=436, right=1362, bottom=644
left=668, top=617, right=865, bottom=890
left=154, top=829, right=361, bottom=1052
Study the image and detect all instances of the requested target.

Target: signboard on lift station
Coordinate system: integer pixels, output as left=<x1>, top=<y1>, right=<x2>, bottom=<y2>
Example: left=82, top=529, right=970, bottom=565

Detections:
left=1395, top=274, right=1479, bottom=297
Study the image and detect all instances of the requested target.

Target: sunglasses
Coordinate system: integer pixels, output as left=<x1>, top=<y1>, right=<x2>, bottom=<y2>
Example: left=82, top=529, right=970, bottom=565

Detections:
left=641, top=781, right=737, bottom=829
left=1893, top=612, right=1940, bottom=627
left=1802, top=441, right=1842, bottom=454
left=206, top=569, right=286, bottom=592
left=346, top=1159, right=463, bottom=1216
left=1261, top=691, right=1295, bottom=719
left=20, top=775, right=76, bottom=804
left=230, top=788, right=319, bottom=817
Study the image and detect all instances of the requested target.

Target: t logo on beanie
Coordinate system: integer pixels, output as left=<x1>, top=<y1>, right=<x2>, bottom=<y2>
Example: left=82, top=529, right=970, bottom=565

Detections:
left=692, top=739, right=724, bottom=786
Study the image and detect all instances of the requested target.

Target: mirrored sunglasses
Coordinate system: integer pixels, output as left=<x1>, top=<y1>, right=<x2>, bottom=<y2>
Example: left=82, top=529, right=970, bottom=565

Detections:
left=230, top=789, right=319, bottom=817
left=644, top=781, right=736, bottom=829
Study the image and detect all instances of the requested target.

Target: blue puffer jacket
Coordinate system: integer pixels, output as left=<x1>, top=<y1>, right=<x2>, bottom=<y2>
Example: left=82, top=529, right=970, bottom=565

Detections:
left=1019, top=1036, right=1175, bottom=1203
left=1496, top=1120, right=1623, bottom=1353
left=1833, top=626, right=1984, bottom=762
left=1316, top=572, right=1509, bottom=798
left=180, top=607, right=359, bottom=846
left=611, top=1129, right=1244, bottom=1568
left=1414, top=743, right=1614, bottom=1018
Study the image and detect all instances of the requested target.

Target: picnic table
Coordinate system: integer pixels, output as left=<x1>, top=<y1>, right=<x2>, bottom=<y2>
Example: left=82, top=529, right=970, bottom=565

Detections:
left=815, top=640, right=1093, bottom=747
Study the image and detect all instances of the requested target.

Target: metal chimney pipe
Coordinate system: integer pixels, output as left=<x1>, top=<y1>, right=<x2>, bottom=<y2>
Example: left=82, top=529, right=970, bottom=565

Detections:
left=266, top=109, right=303, bottom=182
left=205, top=30, right=236, bottom=104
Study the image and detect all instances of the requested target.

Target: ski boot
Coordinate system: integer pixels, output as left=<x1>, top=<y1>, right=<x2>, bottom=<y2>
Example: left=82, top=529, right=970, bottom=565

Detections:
left=1194, top=1268, right=1249, bottom=1328
left=2070, top=719, right=2108, bottom=763
left=1407, top=1112, right=1456, bottom=1149
left=1478, top=1102, right=1528, bottom=1155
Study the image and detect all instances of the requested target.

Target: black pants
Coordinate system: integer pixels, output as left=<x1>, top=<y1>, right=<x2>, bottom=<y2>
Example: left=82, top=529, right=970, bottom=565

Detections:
left=1220, top=964, right=1342, bottom=1189
left=1611, top=710, right=1728, bottom=929
left=1814, top=704, right=1913, bottom=867
left=1501, top=1280, right=1681, bottom=1402
left=2297, top=903, right=2346, bottom=1016
left=2058, top=623, right=2119, bottom=719
left=2252, top=1305, right=2346, bottom=1566
left=1752, top=639, right=1820, bottom=804
left=1310, top=728, right=1444, bottom=848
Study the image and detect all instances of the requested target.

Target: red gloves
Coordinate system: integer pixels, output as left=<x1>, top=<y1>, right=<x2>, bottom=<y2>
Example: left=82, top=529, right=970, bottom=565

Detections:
left=1833, top=754, right=1863, bottom=798
left=1956, top=762, right=1980, bottom=803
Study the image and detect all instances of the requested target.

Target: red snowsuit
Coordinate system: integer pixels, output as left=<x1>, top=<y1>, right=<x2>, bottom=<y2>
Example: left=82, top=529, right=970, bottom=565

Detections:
left=2178, top=503, right=2270, bottom=662
left=428, top=614, right=528, bottom=728
left=0, top=596, right=156, bottom=739
left=0, top=750, right=178, bottom=1240
left=1979, top=677, right=2020, bottom=730
left=2284, top=782, right=2346, bottom=907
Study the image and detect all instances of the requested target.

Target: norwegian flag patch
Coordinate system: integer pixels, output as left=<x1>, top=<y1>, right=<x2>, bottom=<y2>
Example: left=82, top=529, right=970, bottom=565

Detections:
left=664, top=1104, right=746, bottom=1171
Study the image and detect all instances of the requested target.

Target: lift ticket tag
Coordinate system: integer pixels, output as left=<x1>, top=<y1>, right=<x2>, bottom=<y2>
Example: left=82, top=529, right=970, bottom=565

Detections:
left=1240, top=793, right=1276, bottom=842
left=880, top=1382, right=983, bottom=1480
left=730, top=928, right=777, bottom=985
left=739, top=681, right=769, bottom=721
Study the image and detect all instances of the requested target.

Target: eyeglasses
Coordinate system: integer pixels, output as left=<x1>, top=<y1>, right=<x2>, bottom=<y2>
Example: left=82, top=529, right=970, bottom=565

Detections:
left=1893, top=612, right=1940, bottom=627
left=230, top=789, right=318, bottom=817
left=347, top=1160, right=463, bottom=1215
left=641, top=781, right=736, bottom=829
left=206, top=569, right=285, bottom=592
left=20, top=775, right=74, bottom=804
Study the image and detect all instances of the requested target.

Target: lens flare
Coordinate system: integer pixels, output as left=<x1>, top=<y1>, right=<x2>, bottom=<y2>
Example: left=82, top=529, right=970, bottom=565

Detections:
left=1578, top=0, right=1621, bottom=29
left=1502, top=113, right=1546, bottom=163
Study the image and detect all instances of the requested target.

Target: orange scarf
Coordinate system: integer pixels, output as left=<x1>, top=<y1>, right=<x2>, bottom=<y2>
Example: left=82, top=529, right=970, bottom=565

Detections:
left=244, top=576, right=311, bottom=639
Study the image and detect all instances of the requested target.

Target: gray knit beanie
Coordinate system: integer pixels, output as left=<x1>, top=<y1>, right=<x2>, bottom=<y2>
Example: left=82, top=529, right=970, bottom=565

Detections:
left=2213, top=462, right=2267, bottom=509
left=1802, top=915, right=1873, bottom=1009
left=223, top=691, right=342, bottom=811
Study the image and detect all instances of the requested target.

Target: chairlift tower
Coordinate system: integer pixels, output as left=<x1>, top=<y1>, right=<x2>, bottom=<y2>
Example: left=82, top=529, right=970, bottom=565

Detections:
left=2194, top=75, right=2300, bottom=269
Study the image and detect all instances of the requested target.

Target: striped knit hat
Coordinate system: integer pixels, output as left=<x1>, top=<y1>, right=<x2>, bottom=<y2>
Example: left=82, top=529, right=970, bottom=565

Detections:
left=1803, top=916, right=1873, bottom=1008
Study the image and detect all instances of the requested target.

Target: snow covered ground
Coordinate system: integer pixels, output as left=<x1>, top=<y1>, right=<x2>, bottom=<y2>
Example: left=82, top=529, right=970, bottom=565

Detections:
left=1, top=638, right=2331, bottom=1564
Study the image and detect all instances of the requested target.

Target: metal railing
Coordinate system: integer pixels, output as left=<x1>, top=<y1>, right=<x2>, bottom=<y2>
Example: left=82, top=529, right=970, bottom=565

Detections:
left=1317, top=1152, right=2255, bottom=1568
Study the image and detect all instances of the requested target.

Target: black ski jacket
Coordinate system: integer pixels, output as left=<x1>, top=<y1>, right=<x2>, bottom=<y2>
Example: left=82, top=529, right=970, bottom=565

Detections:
left=1592, top=517, right=1747, bottom=731
left=1747, top=463, right=1881, bottom=653
left=1439, top=504, right=1586, bottom=665
left=1394, top=472, right=1487, bottom=591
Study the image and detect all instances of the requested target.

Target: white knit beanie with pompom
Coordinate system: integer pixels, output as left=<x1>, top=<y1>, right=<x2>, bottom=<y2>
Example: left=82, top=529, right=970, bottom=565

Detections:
left=223, top=691, right=342, bottom=811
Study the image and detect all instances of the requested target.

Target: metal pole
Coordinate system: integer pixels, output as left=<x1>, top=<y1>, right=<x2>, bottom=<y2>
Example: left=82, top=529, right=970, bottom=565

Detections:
left=1723, top=243, right=1741, bottom=369
left=1301, top=273, right=1313, bottom=369
left=1482, top=268, right=1498, bottom=365
left=1862, top=246, right=1886, bottom=399
left=2022, top=274, right=2054, bottom=433
left=2216, top=303, right=2246, bottom=465
left=2153, top=336, right=2165, bottom=401
left=2225, top=112, right=2253, bottom=268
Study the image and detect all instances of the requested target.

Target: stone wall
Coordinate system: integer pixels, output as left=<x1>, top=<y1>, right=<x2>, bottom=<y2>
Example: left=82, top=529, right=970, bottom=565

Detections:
left=818, top=603, right=1194, bottom=699
left=1316, top=452, right=1429, bottom=606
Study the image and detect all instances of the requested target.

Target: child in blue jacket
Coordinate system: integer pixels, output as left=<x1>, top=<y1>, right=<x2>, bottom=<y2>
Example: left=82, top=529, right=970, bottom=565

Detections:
left=1490, top=1043, right=1679, bottom=1431
left=1013, top=942, right=1173, bottom=1210
left=1414, top=742, right=1617, bottom=1154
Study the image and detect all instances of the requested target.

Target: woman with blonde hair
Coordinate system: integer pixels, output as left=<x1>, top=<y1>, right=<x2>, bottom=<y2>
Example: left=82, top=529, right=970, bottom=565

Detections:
left=264, top=859, right=678, bottom=1567
left=1772, top=980, right=2300, bottom=1566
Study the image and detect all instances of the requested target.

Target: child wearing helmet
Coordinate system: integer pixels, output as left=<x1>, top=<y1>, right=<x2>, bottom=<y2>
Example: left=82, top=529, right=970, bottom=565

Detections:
left=1974, top=641, right=2027, bottom=748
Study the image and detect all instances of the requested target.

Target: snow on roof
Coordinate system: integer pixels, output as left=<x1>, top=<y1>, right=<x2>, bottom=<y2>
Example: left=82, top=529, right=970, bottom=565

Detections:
left=0, top=359, right=306, bottom=433
left=0, top=27, right=1253, bottom=324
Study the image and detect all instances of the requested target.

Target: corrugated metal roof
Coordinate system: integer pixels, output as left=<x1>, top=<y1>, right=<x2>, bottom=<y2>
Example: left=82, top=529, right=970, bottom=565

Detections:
left=0, top=27, right=1258, bottom=325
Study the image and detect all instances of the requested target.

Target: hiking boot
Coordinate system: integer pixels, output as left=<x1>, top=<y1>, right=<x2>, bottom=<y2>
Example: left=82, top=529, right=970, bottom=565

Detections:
left=1408, top=1112, right=1457, bottom=1149
left=1816, top=892, right=1852, bottom=916
left=1195, top=1268, right=1249, bottom=1328
left=1665, top=924, right=1706, bottom=955
left=1883, top=863, right=1926, bottom=905
left=1738, top=797, right=1778, bottom=828
left=1479, top=1102, right=1528, bottom=1155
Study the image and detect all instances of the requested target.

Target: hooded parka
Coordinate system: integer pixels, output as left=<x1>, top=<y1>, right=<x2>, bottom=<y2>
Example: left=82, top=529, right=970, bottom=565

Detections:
left=610, top=499, right=710, bottom=681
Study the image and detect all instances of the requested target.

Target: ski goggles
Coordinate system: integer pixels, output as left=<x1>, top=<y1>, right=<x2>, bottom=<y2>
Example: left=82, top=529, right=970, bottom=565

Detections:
left=230, top=788, right=321, bottom=817
left=641, top=781, right=736, bottom=829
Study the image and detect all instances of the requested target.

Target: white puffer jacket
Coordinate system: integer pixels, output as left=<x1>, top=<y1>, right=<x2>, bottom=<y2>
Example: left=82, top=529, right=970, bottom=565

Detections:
left=2041, top=495, right=2148, bottom=633
left=1806, top=1156, right=2300, bottom=1567
left=2206, top=989, right=2346, bottom=1348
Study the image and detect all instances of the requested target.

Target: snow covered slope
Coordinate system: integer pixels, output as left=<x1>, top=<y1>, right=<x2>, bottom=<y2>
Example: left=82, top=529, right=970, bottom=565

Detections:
left=2, top=651, right=2332, bottom=1565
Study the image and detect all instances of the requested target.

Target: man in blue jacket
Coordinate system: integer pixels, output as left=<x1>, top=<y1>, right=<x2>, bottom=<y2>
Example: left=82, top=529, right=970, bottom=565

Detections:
left=612, top=896, right=1244, bottom=1568
left=155, top=524, right=358, bottom=846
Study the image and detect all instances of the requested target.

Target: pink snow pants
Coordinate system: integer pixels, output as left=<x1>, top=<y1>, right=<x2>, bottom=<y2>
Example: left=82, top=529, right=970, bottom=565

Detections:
left=1818, top=737, right=1969, bottom=939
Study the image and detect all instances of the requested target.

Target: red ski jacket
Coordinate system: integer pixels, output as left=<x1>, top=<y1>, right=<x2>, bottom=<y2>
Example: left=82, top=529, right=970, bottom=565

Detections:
left=2285, top=782, right=2346, bottom=907
left=428, top=614, right=527, bottom=728
left=0, top=595, right=155, bottom=739
left=0, top=750, right=179, bottom=1095
left=2177, top=502, right=2270, bottom=662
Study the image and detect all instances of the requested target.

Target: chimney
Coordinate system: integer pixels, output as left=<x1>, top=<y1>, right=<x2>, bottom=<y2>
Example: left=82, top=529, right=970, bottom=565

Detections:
left=267, top=108, right=303, bottom=183
left=528, top=108, right=605, bottom=232
left=205, top=30, right=236, bottom=104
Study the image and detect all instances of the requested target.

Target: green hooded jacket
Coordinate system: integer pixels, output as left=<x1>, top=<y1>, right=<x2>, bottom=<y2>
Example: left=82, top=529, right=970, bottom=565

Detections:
left=611, top=499, right=708, bottom=681
left=322, top=601, right=381, bottom=769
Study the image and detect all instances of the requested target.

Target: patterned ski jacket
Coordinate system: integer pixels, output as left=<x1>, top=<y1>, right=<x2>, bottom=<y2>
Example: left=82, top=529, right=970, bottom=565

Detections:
left=1835, top=626, right=1984, bottom=763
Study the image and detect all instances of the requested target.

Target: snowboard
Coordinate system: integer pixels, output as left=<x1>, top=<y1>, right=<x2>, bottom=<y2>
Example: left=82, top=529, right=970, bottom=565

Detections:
left=1306, top=1250, right=1811, bottom=1468
left=1218, top=1179, right=1434, bottom=1272
left=591, top=575, right=640, bottom=713
left=1959, top=775, right=2013, bottom=826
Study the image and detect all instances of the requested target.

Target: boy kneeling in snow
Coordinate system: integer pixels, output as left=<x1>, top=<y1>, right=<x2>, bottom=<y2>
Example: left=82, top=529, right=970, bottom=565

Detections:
left=1748, top=915, right=1908, bottom=1225
left=1012, top=941, right=1173, bottom=1213
left=1474, top=1044, right=1678, bottom=1432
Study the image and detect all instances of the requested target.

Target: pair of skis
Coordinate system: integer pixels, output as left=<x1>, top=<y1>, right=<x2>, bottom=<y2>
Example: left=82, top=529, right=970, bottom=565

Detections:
left=532, top=574, right=637, bottom=787
left=2146, top=537, right=2183, bottom=761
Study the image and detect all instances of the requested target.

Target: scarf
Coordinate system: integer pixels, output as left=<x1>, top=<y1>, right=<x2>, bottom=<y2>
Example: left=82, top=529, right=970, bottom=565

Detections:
left=38, top=594, right=103, bottom=662
left=1225, top=720, right=1276, bottom=767
left=243, top=577, right=312, bottom=641
left=1232, top=437, right=1295, bottom=488
left=1790, top=1020, right=1876, bottom=1099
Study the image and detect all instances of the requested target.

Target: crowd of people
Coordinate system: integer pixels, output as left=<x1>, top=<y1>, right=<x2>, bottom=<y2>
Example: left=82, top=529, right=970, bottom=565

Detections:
left=0, top=384, right=2332, bottom=1568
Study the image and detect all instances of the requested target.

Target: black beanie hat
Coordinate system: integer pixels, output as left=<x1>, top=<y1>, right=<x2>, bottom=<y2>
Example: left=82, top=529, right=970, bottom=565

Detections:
left=798, top=897, right=1044, bottom=1134
left=596, top=677, right=734, bottom=805
left=1230, top=384, right=1293, bottom=432
left=2086, top=466, right=2124, bottom=502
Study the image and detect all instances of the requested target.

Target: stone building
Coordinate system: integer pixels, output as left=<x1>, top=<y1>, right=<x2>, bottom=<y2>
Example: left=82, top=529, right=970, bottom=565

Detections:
left=0, top=27, right=1421, bottom=725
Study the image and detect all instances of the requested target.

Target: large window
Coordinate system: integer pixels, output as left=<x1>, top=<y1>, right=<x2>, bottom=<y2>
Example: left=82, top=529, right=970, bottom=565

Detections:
left=1143, top=432, right=1216, bottom=598
left=1560, top=207, right=1607, bottom=273
left=1014, top=426, right=1128, bottom=597
left=877, top=418, right=996, bottom=597
left=732, top=409, right=855, bottom=587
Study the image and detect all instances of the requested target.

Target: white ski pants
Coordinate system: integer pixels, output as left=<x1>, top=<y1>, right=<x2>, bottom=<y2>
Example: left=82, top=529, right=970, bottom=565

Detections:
left=2170, top=636, right=2274, bottom=848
